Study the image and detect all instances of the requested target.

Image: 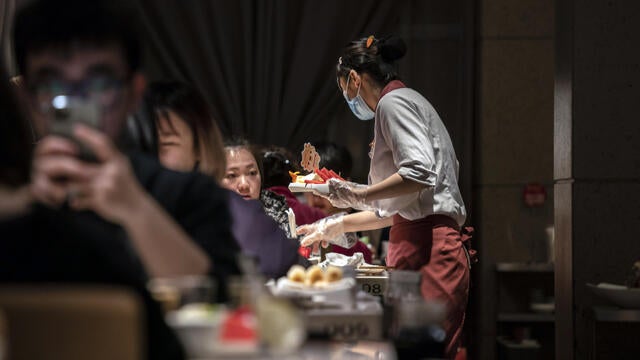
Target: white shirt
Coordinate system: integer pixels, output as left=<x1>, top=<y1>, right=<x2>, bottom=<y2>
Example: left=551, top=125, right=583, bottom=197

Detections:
left=368, top=87, right=467, bottom=226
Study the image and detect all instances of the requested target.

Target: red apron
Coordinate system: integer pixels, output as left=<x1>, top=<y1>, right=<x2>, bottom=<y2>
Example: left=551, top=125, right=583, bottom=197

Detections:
left=387, top=214, right=470, bottom=359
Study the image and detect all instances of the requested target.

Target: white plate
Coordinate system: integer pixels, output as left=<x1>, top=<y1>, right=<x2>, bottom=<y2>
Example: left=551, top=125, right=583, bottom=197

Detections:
left=587, top=282, right=640, bottom=308
left=288, top=182, right=329, bottom=194
left=267, top=277, right=355, bottom=301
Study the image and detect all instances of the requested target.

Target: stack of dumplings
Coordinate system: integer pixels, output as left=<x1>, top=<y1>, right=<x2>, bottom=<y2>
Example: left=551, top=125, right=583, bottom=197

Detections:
left=286, top=265, right=343, bottom=287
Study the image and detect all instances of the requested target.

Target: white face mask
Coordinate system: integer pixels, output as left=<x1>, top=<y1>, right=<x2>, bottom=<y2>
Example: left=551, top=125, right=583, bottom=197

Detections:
left=342, top=75, right=375, bottom=121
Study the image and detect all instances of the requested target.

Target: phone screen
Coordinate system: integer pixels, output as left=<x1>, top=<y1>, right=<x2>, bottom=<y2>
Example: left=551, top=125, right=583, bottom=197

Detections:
left=49, top=96, right=101, bottom=162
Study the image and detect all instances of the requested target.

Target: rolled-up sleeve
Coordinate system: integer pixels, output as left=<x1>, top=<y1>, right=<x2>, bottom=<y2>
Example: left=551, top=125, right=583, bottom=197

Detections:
left=378, top=94, right=438, bottom=187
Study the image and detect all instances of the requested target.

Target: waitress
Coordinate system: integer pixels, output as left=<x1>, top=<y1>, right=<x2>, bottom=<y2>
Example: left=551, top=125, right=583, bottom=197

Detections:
left=297, top=35, right=470, bottom=359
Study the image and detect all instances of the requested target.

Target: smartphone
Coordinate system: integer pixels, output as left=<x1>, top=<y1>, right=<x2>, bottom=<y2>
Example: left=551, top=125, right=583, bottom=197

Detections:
left=49, top=95, right=101, bottom=162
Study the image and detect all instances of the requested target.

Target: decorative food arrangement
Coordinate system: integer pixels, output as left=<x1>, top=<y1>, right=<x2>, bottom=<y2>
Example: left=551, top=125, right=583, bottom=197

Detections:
left=288, top=143, right=344, bottom=193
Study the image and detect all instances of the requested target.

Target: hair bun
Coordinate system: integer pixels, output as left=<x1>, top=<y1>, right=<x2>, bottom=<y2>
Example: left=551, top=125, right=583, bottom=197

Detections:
left=378, top=35, right=407, bottom=62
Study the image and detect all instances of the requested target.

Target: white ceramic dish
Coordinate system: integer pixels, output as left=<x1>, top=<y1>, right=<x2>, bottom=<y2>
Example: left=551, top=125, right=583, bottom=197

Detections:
left=587, top=282, right=640, bottom=308
left=166, top=305, right=224, bottom=358
left=267, top=277, right=356, bottom=305
left=288, top=182, right=329, bottom=194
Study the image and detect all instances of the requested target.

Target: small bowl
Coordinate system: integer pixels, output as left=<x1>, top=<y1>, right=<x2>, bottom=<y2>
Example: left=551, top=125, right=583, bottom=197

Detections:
left=166, top=304, right=224, bottom=358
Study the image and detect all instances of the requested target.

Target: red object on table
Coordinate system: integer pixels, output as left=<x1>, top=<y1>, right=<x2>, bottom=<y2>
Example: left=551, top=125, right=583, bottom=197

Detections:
left=219, top=306, right=257, bottom=342
left=298, top=246, right=311, bottom=258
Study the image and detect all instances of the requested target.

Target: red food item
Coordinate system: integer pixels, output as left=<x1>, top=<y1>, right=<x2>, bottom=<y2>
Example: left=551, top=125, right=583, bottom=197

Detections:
left=314, top=168, right=329, bottom=181
left=219, top=306, right=257, bottom=342
left=304, top=179, right=324, bottom=184
left=298, top=246, right=311, bottom=258
left=312, top=167, right=345, bottom=183
left=327, top=169, right=345, bottom=181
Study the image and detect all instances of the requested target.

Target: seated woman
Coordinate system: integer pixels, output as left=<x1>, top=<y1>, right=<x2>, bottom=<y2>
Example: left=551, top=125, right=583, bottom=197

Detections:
left=143, top=81, right=300, bottom=279
left=222, top=139, right=296, bottom=239
left=261, top=146, right=372, bottom=263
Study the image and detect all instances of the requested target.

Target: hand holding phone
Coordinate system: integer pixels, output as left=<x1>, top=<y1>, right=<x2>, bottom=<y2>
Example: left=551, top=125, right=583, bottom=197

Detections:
left=49, top=95, right=101, bottom=162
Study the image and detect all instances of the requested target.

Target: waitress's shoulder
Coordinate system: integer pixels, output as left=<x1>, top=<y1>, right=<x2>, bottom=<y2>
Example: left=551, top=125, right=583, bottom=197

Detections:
left=378, top=87, right=431, bottom=112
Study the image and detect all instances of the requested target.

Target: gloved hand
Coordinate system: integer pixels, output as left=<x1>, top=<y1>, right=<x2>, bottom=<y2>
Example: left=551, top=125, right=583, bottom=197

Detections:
left=314, top=178, right=375, bottom=212
left=297, top=212, right=356, bottom=248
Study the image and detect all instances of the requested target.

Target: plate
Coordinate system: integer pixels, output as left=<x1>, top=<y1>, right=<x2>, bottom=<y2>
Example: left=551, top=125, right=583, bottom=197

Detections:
left=272, top=277, right=355, bottom=294
left=587, top=282, right=640, bottom=308
left=288, top=182, right=329, bottom=194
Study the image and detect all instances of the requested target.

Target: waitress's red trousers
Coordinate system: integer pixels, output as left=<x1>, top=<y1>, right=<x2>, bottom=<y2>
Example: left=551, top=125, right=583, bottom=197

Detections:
left=387, top=214, right=470, bottom=359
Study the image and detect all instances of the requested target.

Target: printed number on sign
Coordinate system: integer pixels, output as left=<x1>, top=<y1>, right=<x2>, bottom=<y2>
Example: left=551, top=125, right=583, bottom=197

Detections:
left=362, top=283, right=382, bottom=295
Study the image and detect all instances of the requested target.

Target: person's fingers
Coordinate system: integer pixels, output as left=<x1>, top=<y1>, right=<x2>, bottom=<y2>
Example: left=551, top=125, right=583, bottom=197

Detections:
left=35, top=156, right=91, bottom=183
left=30, top=174, right=68, bottom=207
left=300, top=232, right=322, bottom=247
left=296, top=224, right=312, bottom=236
left=69, top=195, right=94, bottom=211
left=73, top=124, right=116, bottom=162
left=34, top=136, right=78, bottom=157
left=311, top=189, right=330, bottom=199
left=66, top=180, right=94, bottom=201
left=321, top=241, right=330, bottom=248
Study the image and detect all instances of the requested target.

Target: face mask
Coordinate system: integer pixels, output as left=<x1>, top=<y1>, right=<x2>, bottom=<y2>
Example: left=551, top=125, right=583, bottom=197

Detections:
left=343, top=75, right=375, bottom=121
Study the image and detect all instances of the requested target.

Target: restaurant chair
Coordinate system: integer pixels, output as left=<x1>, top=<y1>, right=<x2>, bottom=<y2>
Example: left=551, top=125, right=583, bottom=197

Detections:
left=0, top=285, right=143, bottom=360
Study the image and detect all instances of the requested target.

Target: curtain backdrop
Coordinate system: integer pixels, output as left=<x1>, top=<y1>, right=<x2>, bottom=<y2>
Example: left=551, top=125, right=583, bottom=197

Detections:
left=135, top=0, right=402, bottom=148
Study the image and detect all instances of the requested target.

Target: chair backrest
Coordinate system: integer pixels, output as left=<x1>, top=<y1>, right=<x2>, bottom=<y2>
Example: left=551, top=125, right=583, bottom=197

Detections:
left=0, top=285, right=143, bottom=360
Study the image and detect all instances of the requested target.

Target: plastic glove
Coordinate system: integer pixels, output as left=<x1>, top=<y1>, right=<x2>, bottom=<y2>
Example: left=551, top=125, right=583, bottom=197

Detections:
left=314, top=178, right=375, bottom=212
left=297, top=212, right=353, bottom=248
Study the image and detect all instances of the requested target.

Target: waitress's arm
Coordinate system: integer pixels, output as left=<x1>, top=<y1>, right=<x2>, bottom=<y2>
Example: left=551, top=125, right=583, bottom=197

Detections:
left=364, top=173, right=428, bottom=201
left=342, top=210, right=394, bottom=232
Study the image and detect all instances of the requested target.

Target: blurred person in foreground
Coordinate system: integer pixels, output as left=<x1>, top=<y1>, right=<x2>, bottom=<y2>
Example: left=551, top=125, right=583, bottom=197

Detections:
left=13, top=0, right=240, bottom=299
left=144, top=81, right=300, bottom=278
left=0, top=62, right=185, bottom=359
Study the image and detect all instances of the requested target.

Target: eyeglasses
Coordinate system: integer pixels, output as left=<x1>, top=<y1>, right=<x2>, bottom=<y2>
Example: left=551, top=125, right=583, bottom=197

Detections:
left=28, top=75, right=128, bottom=113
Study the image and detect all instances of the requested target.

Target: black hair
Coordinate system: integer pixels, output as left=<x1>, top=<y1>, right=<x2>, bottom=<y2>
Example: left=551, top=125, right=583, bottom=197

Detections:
left=336, top=35, right=407, bottom=87
left=13, top=0, right=141, bottom=76
left=146, top=81, right=226, bottom=180
left=314, top=142, right=353, bottom=179
left=261, top=146, right=301, bottom=189
left=0, top=64, right=32, bottom=187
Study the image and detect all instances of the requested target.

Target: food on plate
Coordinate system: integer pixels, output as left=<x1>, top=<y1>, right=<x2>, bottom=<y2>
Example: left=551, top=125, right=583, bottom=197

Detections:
left=305, top=265, right=324, bottom=286
left=324, top=266, right=343, bottom=282
left=289, top=167, right=345, bottom=185
left=281, top=264, right=346, bottom=289
left=313, top=280, right=329, bottom=288
left=287, top=265, right=306, bottom=283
